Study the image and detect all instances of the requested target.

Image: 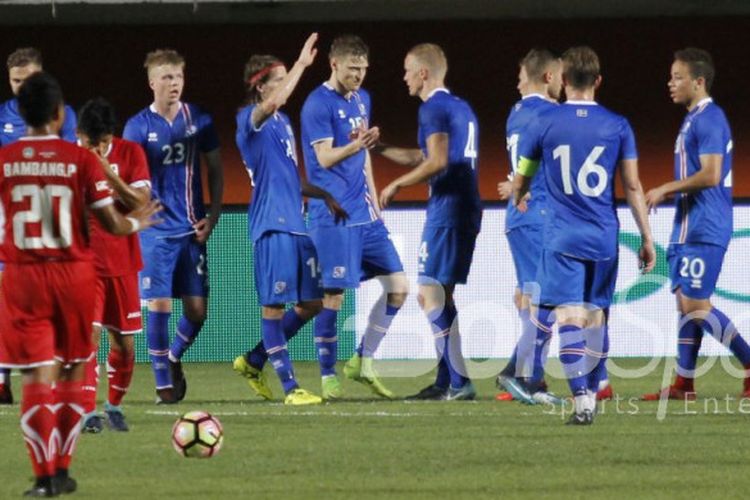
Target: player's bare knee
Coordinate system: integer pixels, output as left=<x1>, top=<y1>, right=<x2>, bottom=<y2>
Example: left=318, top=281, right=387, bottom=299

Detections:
left=262, top=305, right=285, bottom=320
left=148, top=298, right=172, bottom=313
left=387, top=292, right=407, bottom=309
left=322, top=290, right=344, bottom=310
left=297, top=300, right=323, bottom=319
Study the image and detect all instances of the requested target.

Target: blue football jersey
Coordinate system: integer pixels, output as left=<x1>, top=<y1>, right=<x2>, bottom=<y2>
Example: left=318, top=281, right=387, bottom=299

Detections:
left=505, top=94, right=555, bottom=231
left=418, top=89, right=482, bottom=233
left=123, top=102, right=219, bottom=235
left=0, top=98, right=77, bottom=145
left=519, top=101, right=637, bottom=260
left=670, top=98, right=733, bottom=249
left=235, top=105, right=307, bottom=242
left=300, top=83, right=377, bottom=227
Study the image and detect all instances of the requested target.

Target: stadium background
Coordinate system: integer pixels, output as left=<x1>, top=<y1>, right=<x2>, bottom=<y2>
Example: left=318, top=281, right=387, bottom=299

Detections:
left=1, top=0, right=749, bottom=363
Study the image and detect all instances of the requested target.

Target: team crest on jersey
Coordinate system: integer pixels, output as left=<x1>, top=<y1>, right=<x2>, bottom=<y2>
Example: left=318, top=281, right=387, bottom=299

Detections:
left=142, top=277, right=151, bottom=290
left=273, top=281, right=287, bottom=294
left=148, top=132, right=158, bottom=142
left=186, top=125, right=197, bottom=136
left=3, top=123, right=13, bottom=134
left=332, top=266, right=346, bottom=279
left=22, top=147, right=34, bottom=159
left=338, top=109, right=346, bottom=119
left=95, top=180, right=110, bottom=192
left=576, top=109, right=588, bottom=117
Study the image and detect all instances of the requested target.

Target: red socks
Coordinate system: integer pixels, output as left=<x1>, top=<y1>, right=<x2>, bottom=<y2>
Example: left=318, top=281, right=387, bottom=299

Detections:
left=82, top=352, right=99, bottom=414
left=54, top=380, right=85, bottom=471
left=21, top=383, right=57, bottom=478
left=107, top=349, right=134, bottom=407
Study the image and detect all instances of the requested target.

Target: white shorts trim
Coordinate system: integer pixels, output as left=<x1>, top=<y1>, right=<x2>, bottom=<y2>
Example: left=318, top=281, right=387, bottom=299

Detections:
left=0, top=360, right=56, bottom=369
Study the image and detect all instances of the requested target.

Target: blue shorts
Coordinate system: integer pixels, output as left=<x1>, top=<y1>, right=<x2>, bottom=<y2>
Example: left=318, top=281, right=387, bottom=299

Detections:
left=536, top=249, right=618, bottom=309
left=506, top=225, right=543, bottom=291
left=668, top=243, right=726, bottom=300
left=139, top=232, right=209, bottom=299
left=310, top=220, right=403, bottom=289
left=418, top=226, right=478, bottom=286
left=254, top=232, right=323, bottom=306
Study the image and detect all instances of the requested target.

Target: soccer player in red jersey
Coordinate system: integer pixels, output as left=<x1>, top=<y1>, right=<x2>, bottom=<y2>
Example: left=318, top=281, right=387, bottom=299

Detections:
left=0, top=72, right=160, bottom=497
left=76, top=98, right=151, bottom=433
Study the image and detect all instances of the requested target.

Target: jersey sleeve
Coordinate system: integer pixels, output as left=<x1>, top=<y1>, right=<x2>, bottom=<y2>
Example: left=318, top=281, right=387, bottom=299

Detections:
left=619, top=118, right=638, bottom=161
left=81, top=149, right=114, bottom=209
left=301, top=95, right=333, bottom=145
left=517, top=115, right=543, bottom=162
left=122, top=116, right=146, bottom=147
left=694, top=112, right=726, bottom=155
left=419, top=100, right=450, bottom=139
left=125, top=141, right=151, bottom=188
left=197, top=111, right=220, bottom=153
left=60, top=105, right=77, bottom=143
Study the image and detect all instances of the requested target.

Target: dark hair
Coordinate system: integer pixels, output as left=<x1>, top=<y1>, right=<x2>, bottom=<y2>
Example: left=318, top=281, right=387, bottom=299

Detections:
left=7, top=47, right=42, bottom=70
left=78, top=97, right=117, bottom=145
left=329, top=35, right=369, bottom=60
left=520, top=48, right=558, bottom=83
left=562, top=46, right=600, bottom=90
left=243, top=54, right=283, bottom=105
left=674, top=47, right=715, bottom=91
left=16, top=71, right=63, bottom=128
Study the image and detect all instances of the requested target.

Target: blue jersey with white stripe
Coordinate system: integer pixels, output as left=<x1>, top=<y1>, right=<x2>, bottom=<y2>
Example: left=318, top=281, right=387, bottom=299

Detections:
left=670, top=98, right=733, bottom=249
left=301, top=83, right=377, bottom=227
left=0, top=97, right=77, bottom=145
left=235, top=105, right=307, bottom=243
left=505, top=94, right=555, bottom=230
left=123, top=102, right=219, bottom=235
left=418, top=89, right=482, bottom=232
left=519, top=101, right=637, bottom=260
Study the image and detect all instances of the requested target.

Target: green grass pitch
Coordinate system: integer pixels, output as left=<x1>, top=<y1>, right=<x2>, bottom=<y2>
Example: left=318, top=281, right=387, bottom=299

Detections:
left=1, top=359, right=749, bottom=499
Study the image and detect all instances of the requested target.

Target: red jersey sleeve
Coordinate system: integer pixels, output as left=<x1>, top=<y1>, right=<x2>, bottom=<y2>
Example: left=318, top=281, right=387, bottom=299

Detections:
left=80, top=148, right=114, bottom=209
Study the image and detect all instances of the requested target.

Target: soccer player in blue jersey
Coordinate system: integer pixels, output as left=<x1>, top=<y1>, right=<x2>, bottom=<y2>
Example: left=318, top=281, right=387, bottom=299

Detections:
left=495, top=49, right=563, bottom=405
left=300, top=35, right=409, bottom=400
left=123, top=49, right=224, bottom=404
left=513, top=46, right=655, bottom=424
left=377, top=43, right=482, bottom=400
left=642, top=48, right=750, bottom=401
left=232, top=34, right=349, bottom=405
left=0, top=47, right=78, bottom=405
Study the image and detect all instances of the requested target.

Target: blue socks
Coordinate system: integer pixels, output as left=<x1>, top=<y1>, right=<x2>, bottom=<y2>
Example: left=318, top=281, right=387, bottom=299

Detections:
left=528, top=307, right=554, bottom=389
left=358, top=300, right=400, bottom=357
left=262, top=318, right=298, bottom=394
left=314, top=308, right=338, bottom=376
left=676, top=313, right=704, bottom=378
left=147, top=311, right=171, bottom=389
left=245, top=309, right=308, bottom=370
left=702, top=307, right=750, bottom=366
left=429, top=305, right=469, bottom=389
left=586, top=324, right=608, bottom=393
left=169, top=316, right=203, bottom=361
left=559, top=324, right=590, bottom=397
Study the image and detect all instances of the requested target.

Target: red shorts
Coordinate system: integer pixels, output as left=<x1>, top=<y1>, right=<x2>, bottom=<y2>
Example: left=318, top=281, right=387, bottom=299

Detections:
left=0, top=261, right=96, bottom=368
left=93, top=273, right=143, bottom=335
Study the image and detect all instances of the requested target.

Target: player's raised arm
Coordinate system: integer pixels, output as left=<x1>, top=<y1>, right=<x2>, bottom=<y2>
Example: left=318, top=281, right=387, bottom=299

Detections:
left=373, top=142, right=424, bottom=167
left=620, top=158, right=656, bottom=273
left=312, top=126, right=380, bottom=168
left=379, top=132, right=448, bottom=208
left=251, top=33, right=319, bottom=129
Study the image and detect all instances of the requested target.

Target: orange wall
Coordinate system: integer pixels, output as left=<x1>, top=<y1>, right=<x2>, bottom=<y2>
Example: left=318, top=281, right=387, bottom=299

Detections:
left=1, top=18, right=748, bottom=203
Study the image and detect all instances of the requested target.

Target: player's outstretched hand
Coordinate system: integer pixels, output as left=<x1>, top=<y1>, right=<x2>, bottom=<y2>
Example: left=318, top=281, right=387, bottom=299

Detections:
left=497, top=180, right=512, bottom=201
left=644, top=187, right=666, bottom=213
left=358, top=126, right=380, bottom=150
left=380, top=182, right=399, bottom=208
left=639, top=239, right=656, bottom=274
left=193, top=217, right=215, bottom=244
left=298, top=33, right=318, bottom=67
left=128, top=200, right=164, bottom=232
left=325, top=194, right=349, bottom=224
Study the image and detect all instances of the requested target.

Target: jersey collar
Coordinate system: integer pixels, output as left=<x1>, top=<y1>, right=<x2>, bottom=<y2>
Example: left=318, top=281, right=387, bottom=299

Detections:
left=19, top=135, right=59, bottom=141
left=522, top=93, right=546, bottom=100
left=565, top=100, right=599, bottom=106
left=427, top=87, right=450, bottom=99
left=149, top=102, right=183, bottom=125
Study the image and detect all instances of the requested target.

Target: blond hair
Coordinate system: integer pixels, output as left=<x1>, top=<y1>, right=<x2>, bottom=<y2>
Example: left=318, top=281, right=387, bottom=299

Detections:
left=408, top=43, right=448, bottom=80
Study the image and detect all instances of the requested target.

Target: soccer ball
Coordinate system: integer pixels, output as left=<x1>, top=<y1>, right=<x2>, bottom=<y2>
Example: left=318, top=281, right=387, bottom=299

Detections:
left=171, top=411, right=224, bottom=458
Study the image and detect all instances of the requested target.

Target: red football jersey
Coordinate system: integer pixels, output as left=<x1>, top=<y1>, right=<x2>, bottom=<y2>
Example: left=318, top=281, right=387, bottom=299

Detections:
left=88, top=137, right=150, bottom=277
left=0, top=136, right=112, bottom=263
